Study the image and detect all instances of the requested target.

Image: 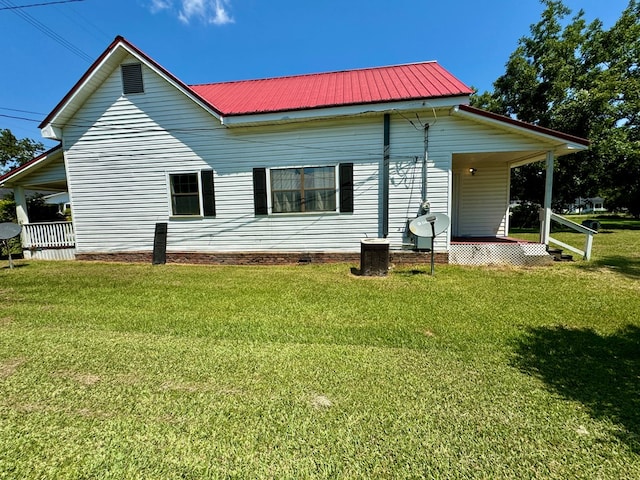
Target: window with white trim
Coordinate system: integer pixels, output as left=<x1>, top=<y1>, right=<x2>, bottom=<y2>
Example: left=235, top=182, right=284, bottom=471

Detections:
left=168, top=170, right=216, bottom=217
left=252, top=164, right=353, bottom=216
left=270, top=166, right=336, bottom=213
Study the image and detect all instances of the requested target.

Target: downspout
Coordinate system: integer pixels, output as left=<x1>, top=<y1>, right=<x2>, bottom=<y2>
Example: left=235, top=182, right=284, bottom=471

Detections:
left=382, top=113, right=390, bottom=238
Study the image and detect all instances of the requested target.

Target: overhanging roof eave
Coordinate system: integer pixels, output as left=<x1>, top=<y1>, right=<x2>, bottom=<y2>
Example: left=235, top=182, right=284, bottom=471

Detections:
left=451, top=104, right=589, bottom=150
left=0, top=145, right=63, bottom=187
left=220, top=95, right=471, bottom=126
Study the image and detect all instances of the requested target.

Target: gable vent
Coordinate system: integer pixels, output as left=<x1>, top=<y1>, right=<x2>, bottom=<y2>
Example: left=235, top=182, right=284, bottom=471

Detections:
left=121, top=63, right=144, bottom=94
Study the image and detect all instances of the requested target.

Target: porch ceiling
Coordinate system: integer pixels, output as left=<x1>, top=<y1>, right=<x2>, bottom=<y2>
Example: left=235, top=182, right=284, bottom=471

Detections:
left=19, top=180, right=68, bottom=192
left=453, top=150, right=547, bottom=168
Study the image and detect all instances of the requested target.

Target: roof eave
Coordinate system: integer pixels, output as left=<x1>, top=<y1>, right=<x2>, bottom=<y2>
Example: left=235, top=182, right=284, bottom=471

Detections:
left=0, top=144, right=63, bottom=187
left=451, top=104, right=589, bottom=152
left=220, top=95, right=471, bottom=126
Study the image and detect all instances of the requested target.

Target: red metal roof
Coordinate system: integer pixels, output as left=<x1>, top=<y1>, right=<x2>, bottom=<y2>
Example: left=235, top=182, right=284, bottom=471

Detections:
left=189, top=62, right=473, bottom=116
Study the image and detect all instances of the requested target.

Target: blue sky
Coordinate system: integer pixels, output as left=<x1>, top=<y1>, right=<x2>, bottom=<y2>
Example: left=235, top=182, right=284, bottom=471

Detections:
left=0, top=0, right=631, bottom=149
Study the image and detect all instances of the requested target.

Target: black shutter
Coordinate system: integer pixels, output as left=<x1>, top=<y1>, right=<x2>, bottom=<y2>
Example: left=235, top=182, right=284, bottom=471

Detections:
left=201, top=170, right=216, bottom=217
left=253, top=168, right=268, bottom=215
left=152, top=222, right=167, bottom=265
left=339, top=163, right=354, bottom=213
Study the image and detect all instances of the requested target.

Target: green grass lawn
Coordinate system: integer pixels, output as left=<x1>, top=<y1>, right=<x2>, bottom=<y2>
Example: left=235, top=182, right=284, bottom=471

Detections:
left=1, top=217, right=639, bottom=479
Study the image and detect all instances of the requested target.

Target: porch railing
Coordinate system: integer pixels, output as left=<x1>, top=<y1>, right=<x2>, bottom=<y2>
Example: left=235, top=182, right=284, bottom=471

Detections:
left=548, top=213, right=597, bottom=261
left=21, top=222, right=75, bottom=249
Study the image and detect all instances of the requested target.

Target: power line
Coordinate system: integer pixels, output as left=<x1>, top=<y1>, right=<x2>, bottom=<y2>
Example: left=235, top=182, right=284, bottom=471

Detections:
left=0, top=107, right=47, bottom=115
left=0, top=0, right=93, bottom=63
left=0, top=0, right=84, bottom=10
left=53, top=1, right=110, bottom=44
left=0, top=113, right=42, bottom=122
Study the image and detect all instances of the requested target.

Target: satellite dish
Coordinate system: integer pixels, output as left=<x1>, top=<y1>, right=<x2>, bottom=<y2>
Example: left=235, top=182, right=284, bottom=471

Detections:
left=409, top=213, right=450, bottom=238
left=0, top=223, right=22, bottom=270
left=0, top=222, right=21, bottom=240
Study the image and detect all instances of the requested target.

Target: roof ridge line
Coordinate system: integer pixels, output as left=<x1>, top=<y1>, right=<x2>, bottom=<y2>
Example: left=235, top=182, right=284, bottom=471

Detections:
left=189, top=60, right=440, bottom=87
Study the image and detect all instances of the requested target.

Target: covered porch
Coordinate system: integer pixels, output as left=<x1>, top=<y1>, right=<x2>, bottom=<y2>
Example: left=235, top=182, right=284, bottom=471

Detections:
left=0, top=145, right=76, bottom=260
left=446, top=106, right=593, bottom=265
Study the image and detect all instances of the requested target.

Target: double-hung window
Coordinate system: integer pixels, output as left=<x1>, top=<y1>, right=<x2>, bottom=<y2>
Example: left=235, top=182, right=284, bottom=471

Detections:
left=271, top=166, right=336, bottom=213
left=253, top=163, right=353, bottom=215
left=168, top=170, right=216, bottom=217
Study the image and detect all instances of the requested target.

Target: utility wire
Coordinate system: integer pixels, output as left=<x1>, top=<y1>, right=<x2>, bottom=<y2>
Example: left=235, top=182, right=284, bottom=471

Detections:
left=53, top=1, right=110, bottom=44
left=0, top=113, right=42, bottom=122
left=0, top=107, right=47, bottom=115
left=0, top=0, right=92, bottom=63
left=0, top=0, right=84, bottom=10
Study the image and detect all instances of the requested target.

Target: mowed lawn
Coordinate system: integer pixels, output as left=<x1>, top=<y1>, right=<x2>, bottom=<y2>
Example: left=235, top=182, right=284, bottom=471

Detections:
left=1, top=217, right=639, bottom=479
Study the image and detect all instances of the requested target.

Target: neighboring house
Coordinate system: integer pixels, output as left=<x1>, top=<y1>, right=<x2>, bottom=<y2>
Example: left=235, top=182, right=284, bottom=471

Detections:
left=43, top=191, right=71, bottom=216
left=0, top=36, right=590, bottom=265
left=569, top=197, right=605, bottom=214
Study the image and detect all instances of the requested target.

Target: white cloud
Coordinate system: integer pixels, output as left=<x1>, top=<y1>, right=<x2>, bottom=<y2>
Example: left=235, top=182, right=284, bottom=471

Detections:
left=151, top=0, right=234, bottom=26
left=149, top=0, right=172, bottom=13
left=211, top=0, right=233, bottom=25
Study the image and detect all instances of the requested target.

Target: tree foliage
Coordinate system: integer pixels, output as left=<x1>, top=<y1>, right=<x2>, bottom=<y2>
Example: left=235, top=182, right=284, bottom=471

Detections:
left=472, top=0, right=640, bottom=216
left=0, top=128, right=44, bottom=174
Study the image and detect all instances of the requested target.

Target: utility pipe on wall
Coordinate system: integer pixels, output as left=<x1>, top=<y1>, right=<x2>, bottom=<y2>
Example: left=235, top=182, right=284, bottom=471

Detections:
left=422, top=123, right=430, bottom=203
left=382, top=113, right=390, bottom=238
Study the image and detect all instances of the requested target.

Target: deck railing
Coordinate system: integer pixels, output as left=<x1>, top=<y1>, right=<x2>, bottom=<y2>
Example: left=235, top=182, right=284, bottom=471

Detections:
left=548, top=213, right=597, bottom=260
left=21, top=222, right=75, bottom=249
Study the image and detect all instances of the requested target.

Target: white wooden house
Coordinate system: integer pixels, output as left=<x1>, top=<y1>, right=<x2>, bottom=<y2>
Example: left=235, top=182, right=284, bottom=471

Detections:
left=0, top=36, right=593, bottom=265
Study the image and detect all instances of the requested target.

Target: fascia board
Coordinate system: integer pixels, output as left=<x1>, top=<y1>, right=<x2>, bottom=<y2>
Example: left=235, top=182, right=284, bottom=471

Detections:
left=0, top=147, right=63, bottom=187
left=220, top=96, right=470, bottom=126
left=450, top=105, right=589, bottom=152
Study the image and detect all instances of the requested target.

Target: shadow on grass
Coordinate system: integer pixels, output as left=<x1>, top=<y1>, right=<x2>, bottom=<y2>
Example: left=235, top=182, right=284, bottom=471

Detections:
left=1, top=263, right=28, bottom=270
left=595, top=216, right=640, bottom=231
left=578, top=256, right=640, bottom=280
left=512, top=325, right=640, bottom=451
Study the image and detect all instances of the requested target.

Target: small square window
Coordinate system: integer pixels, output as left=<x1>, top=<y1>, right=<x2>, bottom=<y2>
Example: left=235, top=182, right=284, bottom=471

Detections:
left=170, top=173, right=200, bottom=215
left=168, top=171, right=216, bottom=217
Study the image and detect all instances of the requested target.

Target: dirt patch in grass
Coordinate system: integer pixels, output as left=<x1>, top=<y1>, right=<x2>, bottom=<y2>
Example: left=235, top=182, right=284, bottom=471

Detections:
left=161, top=381, right=242, bottom=396
left=0, top=357, right=27, bottom=379
left=310, top=394, right=333, bottom=409
left=0, top=316, right=14, bottom=327
left=53, top=371, right=101, bottom=386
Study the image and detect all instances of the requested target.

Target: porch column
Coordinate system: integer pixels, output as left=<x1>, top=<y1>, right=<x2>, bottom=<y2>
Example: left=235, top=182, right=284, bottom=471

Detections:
left=540, top=150, right=554, bottom=244
left=13, top=186, right=29, bottom=225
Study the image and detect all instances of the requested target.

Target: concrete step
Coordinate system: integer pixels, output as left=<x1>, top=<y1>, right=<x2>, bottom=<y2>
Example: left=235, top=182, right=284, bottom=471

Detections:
left=546, top=247, right=574, bottom=262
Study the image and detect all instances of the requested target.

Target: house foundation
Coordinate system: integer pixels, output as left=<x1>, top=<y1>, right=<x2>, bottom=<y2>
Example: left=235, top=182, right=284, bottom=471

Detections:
left=75, top=250, right=449, bottom=266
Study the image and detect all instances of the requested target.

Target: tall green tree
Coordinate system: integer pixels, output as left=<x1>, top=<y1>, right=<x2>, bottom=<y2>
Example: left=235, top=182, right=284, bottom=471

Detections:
left=473, top=0, right=640, bottom=216
left=0, top=128, right=44, bottom=174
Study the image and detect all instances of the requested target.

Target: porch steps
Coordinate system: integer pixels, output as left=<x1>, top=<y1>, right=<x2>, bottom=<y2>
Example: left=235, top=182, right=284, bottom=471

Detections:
left=546, top=247, right=574, bottom=262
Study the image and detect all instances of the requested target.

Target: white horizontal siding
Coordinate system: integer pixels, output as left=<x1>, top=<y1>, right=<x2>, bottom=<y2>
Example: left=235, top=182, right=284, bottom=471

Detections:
left=386, top=114, right=450, bottom=251
left=454, top=162, right=509, bottom=237
left=61, top=57, right=563, bottom=256
left=63, top=59, right=385, bottom=254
